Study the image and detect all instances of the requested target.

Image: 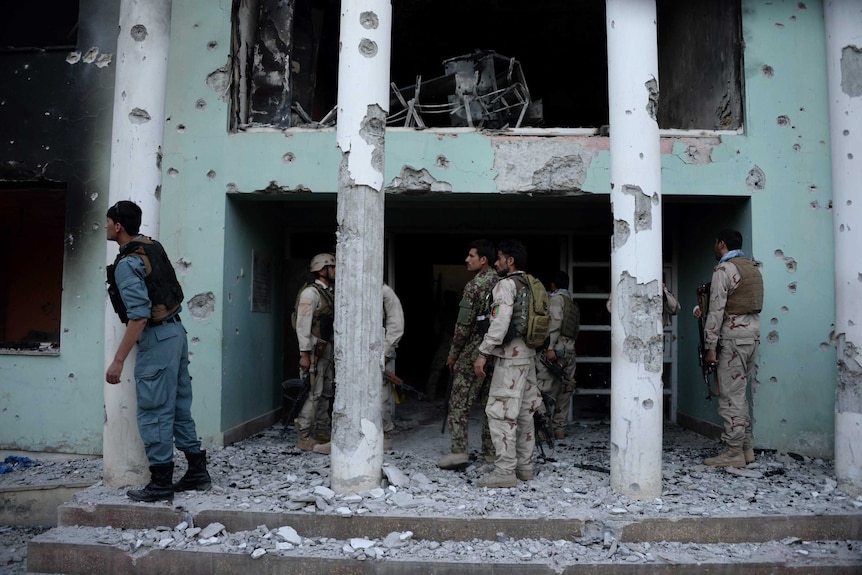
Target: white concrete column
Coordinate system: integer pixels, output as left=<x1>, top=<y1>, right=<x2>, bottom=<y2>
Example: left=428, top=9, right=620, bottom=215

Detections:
left=606, top=0, right=664, bottom=500
left=103, top=0, right=172, bottom=487
left=330, top=0, right=391, bottom=493
left=825, top=0, right=862, bottom=497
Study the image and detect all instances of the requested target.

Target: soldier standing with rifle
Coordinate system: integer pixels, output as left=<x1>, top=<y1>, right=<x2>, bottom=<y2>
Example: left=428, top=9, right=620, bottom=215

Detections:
left=294, top=253, right=336, bottom=451
left=437, top=240, right=499, bottom=470
left=535, top=271, right=580, bottom=440
left=313, top=281, right=403, bottom=455
left=695, top=230, right=762, bottom=468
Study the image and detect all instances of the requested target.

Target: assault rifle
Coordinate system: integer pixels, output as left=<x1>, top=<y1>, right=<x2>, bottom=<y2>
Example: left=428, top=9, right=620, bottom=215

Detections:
left=281, top=371, right=311, bottom=434
left=696, top=283, right=719, bottom=400
left=533, top=390, right=556, bottom=461
left=383, top=370, right=426, bottom=402
left=538, top=354, right=567, bottom=383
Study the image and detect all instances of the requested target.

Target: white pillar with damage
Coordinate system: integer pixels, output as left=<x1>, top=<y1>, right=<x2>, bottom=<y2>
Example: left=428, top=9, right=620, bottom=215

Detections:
left=330, top=0, right=392, bottom=493
left=606, top=0, right=664, bottom=499
left=103, top=0, right=172, bottom=488
left=825, top=0, right=862, bottom=496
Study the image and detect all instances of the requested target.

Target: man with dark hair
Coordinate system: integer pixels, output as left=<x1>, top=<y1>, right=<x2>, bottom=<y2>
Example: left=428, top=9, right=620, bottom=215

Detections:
left=438, top=239, right=499, bottom=470
left=106, top=200, right=210, bottom=502
left=702, top=229, right=763, bottom=467
left=473, top=239, right=542, bottom=487
left=535, top=270, right=579, bottom=439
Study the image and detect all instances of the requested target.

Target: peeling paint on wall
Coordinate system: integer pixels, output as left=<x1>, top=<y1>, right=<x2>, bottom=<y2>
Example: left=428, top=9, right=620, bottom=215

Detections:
left=254, top=181, right=312, bottom=194
left=616, top=272, right=663, bottom=373
left=387, top=166, right=452, bottom=194
left=836, top=334, right=862, bottom=413
left=360, top=104, right=386, bottom=175
left=188, top=292, right=216, bottom=320
left=774, top=249, right=797, bottom=272
left=128, top=108, right=151, bottom=124
left=746, top=165, right=766, bottom=192
left=206, top=62, right=232, bottom=102
left=621, top=184, right=655, bottom=233
left=531, top=155, right=586, bottom=191
left=645, top=77, right=658, bottom=121
left=613, top=219, right=631, bottom=251
left=840, top=45, right=862, bottom=97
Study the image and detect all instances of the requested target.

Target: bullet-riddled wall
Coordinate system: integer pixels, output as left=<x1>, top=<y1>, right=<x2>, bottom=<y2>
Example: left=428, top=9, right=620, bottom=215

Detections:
left=0, top=1, right=838, bottom=458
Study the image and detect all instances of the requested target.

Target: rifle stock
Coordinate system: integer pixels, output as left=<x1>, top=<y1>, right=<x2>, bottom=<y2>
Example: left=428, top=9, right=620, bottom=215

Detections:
left=383, top=370, right=425, bottom=401
left=538, top=355, right=567, bottom=383
left=696, top=283, right=719, bottom=400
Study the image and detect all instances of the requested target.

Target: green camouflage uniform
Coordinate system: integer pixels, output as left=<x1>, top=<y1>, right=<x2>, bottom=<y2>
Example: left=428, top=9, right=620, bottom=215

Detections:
left=446, top=267, right=499, bottom=456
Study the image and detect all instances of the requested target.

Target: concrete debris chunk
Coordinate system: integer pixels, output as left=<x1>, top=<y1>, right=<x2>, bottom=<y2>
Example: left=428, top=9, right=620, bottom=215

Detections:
left=349, top=537, right=375, bottom=550
left=383, top=465, right=410, bottom=487
left=198, top=522, right=225, bottom=539
left=275, top=526, right=302, bottom=544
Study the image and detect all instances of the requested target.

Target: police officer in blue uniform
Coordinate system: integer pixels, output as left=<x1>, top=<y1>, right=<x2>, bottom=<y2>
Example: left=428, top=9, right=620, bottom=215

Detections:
left=106, top=200, right=210, bottom=502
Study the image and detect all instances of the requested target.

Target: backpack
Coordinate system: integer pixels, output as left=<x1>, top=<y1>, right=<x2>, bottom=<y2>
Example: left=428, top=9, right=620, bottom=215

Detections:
left=511, top=273, right=551, bottom=349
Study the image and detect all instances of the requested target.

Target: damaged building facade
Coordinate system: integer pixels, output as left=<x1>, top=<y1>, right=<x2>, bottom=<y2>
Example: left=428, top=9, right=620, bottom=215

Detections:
left=1, top=0, right=860, bottom=495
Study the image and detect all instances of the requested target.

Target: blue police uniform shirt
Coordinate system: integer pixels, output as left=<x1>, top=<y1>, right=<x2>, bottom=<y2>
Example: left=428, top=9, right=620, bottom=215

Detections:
left=114, top=253, right=152, bottom=321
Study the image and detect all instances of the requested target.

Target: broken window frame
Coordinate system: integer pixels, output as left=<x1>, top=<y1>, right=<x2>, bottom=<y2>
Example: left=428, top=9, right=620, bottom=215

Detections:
left=0, top=184, right=65, bottom=356
left=231, top=0, right=744, bottom=133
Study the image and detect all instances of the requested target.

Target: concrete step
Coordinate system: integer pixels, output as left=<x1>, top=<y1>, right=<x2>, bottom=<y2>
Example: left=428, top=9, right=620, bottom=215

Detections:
left=26, top=501, right=862, bottom=574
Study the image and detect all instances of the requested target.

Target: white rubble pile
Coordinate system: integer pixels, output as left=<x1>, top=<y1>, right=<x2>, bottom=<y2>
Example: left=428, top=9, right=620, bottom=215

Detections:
left=31, top=523, right=862, bottom=569
left=3, top=409, right=862, bottom=573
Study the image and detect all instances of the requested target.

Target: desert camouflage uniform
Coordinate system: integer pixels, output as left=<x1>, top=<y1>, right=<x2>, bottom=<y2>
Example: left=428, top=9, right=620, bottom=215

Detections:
left=446, top=267, right=499, bottom=457
left=478, top=272, right=542, bottom=476
left=382, top=283, right=405, bottom=435
left=295, top=279, right=335, bottom=441
left=535, top=288, right=579, bottom=433
left=704, top=257, right=762, bottom=450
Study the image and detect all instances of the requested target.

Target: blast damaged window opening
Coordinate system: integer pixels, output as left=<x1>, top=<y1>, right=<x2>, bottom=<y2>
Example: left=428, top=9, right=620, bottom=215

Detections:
left=0, top=186, right=65, bottom=355
left=0, top=2, right=79, bottom=51
left=231, top=0, right=742, bottom=131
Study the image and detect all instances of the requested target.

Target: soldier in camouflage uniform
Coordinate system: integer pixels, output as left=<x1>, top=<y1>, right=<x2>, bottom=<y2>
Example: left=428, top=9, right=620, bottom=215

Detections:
left=474, top=240, right=542, bottom=488
left=535, top=270, right=580, bottom=439
left=702, top=229, right=762, bottom=468
left=437, top=240, right=499, bottom=470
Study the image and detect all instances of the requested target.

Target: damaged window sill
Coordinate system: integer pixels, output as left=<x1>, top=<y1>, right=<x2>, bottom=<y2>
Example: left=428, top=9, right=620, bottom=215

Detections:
left=0, top=347, right=60, bottom=356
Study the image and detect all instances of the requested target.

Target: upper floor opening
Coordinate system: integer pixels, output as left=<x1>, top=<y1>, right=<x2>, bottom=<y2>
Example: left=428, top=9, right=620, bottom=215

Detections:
left=231, top=0, right=743, bottom=132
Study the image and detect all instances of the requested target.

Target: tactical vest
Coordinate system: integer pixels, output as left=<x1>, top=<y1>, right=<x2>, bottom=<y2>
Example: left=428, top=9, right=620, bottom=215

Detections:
left=725, top=257, right=763, bottom=315
left=294, top=282, right=334, bottom=342
left=559, top=295, right=580, bottom=340
left=106, top=237, right=183, bottom=325
left=509, top=274, right=529, bottom=340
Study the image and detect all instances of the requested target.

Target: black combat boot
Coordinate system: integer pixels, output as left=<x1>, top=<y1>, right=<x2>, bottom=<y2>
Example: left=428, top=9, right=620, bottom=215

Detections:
left=173, top=450, right=212, bottom=492
left=127, top=463, right=174, bottom=502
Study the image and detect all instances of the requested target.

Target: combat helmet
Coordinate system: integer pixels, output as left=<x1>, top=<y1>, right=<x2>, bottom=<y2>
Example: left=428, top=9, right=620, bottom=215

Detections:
left=310, top=253, right=336, bottom=272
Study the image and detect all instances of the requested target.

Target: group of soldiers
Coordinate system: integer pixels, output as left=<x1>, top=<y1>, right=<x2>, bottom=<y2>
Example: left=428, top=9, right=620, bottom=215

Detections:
left=290, top=229, right=761, bottom=484
left=439, top=239, right=581, bottom=488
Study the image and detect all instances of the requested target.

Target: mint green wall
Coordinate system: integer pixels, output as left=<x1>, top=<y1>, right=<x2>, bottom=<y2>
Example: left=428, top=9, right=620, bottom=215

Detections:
left=673, top=1, right=835, bottom=455
left=157, top=0, right=835, bottom=455
left=0, top=0, right=119, bottom=455
left=220, top=197, right=284, bottom=431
